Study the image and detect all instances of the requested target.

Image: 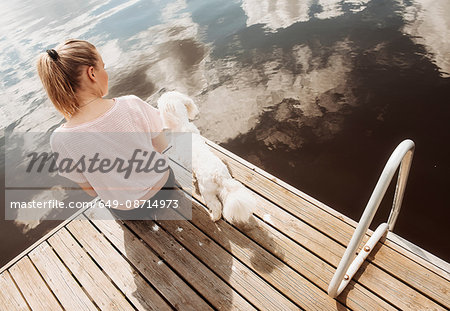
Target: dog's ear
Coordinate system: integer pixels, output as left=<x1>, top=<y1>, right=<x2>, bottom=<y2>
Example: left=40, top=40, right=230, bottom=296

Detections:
left=184, top=97, right=199, bottom=120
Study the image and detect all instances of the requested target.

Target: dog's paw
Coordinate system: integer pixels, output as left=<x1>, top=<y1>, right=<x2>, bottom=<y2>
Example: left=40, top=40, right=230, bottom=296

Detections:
left=209, top=207, right=222, bottom=222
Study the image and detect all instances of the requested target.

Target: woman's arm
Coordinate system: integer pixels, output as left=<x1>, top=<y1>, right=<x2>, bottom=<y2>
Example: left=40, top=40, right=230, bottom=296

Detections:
left=131, top=96, right=169, bottom=153
left=152, top=132, right=169, bottom=153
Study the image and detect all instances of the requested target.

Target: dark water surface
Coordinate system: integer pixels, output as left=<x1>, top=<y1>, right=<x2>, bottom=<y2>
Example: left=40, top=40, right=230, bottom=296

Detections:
left=1, top=0, right=449, bottom=267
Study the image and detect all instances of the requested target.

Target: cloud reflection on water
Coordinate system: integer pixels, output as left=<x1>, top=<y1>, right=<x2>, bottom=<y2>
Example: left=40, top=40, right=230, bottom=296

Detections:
left=0, top=0, right=449, bottom=237
left=193, top=39, right=355, bottom=143
left=0, top=0, right=401, bottom=229
left=241, top=0, right=370, bottom=31
left=401, top=0, right=450, bottom=77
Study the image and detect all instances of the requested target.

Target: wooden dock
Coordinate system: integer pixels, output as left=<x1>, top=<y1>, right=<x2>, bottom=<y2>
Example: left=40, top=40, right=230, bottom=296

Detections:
left=1, top=139, right=449, bottom=310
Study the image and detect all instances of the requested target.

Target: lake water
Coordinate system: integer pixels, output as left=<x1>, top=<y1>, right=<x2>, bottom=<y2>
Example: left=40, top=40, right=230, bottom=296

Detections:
left=1, top=0, right=449, bottom=267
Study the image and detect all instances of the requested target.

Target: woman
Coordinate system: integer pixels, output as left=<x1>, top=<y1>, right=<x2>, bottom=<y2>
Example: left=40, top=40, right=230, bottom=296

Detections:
left=37, top=39, right=178, bottom=219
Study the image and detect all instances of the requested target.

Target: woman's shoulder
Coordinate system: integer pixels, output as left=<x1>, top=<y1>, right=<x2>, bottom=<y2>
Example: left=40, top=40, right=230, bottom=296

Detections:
left=117, top=94, right=156, bottom=112
left=49, top=127, right=67, bottom=152
left=116, top=94, right=145, bottom=103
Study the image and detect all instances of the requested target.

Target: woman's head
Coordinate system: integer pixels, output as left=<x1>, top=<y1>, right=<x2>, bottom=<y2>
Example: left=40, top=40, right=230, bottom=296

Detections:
left=37, top=39, right=108, bottom=118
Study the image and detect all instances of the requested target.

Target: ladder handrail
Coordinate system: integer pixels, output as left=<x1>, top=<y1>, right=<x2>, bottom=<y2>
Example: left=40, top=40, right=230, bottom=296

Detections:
left=328, top=139, right=415, bottom=298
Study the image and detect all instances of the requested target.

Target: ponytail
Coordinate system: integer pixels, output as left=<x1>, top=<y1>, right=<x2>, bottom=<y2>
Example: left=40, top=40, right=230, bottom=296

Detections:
left=37, top=39, right=99, bottom=118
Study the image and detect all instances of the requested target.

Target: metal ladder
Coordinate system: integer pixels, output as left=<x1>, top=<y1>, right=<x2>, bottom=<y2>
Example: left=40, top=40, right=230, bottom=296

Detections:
left=328, top=139, right=415, bottom=298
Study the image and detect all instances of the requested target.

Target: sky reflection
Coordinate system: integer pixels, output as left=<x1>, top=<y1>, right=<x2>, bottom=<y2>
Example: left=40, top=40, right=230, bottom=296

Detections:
left=401, top=0, right=450, bottom=77
left=0, top=0, right=449, bottom=260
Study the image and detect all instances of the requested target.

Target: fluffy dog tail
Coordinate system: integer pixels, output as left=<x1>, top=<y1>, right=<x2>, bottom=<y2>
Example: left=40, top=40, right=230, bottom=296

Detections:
left=219, top=178, right=255, bottom=223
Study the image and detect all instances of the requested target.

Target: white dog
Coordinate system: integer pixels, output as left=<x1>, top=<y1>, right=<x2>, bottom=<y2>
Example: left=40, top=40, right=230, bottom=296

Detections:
left=157, top=91, right=255, bottom=223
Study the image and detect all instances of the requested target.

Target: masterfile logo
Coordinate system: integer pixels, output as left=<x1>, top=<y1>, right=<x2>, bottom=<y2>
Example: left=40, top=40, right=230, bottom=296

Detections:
left=26, top=149, right=169, bottom=178
left=5, top=131, right=193, bottom=221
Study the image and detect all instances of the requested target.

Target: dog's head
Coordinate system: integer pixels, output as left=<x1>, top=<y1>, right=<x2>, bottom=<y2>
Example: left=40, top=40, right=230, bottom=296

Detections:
left=157, top=91, right=199, bottom=131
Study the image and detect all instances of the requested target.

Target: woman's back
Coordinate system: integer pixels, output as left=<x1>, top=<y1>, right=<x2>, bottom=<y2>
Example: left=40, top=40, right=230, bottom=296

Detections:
left=50, top=95, right=169, bottom=206
left=63, top=98, right=115, bottom=127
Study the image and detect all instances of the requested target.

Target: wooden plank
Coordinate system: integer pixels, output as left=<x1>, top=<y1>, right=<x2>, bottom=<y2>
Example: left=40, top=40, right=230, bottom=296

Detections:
left=29, top=242, right=97, bottom=311
left=205, top=138, right=450, bottom=281
left=65, top=217, right=172, bottom=311
left=385, top=231, right=450, bottom=280
left=160, top=201, right=349, bottom=311
left=169, top=153, right=445, bottom=310
left=169, top=161, right=394, bottom=310
left=125, top=219, right=257, bottom=311
left=146, top=214, right=301, bottom=310
left=168, top=157, right=394, bottom=310
left=186, top=196, right=395, bottom=311
left=80, top=211, right=212, bottom=311
left=0, top=203, right=90, bottom=274
left=48, top=227, right=134, bottom=311
left=0, top=271, right=30, bottom=310
left=254, top=196, right=445, bottom=310
left=246, top=213, right=396, bottom=311
left=8, top=256, right=62, bottom=311
left=206, top=141, right=450, bottom=307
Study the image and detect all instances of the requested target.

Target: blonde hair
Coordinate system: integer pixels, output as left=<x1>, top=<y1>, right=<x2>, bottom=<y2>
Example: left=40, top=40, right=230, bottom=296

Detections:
left=37, top=39, right=99, bottom=118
